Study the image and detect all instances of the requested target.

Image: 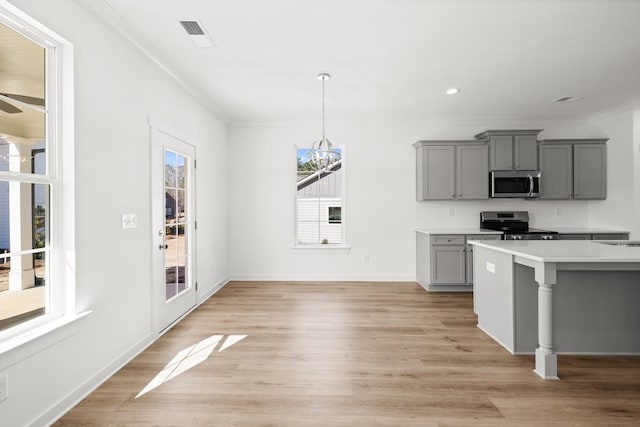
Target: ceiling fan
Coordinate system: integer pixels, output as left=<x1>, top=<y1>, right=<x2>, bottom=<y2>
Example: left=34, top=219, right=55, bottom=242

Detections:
left=0, top=92, right=45, bottom=114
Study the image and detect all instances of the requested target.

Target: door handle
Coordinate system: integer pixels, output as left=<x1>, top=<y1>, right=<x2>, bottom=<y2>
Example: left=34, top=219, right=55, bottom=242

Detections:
left=527, top=175, right=534, bottom=197
left=159, top=244, right=168, bottom=250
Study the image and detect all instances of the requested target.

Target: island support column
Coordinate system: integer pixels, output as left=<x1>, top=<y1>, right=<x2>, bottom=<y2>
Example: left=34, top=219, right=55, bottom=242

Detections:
left=534, top=262, right=559, bottom=380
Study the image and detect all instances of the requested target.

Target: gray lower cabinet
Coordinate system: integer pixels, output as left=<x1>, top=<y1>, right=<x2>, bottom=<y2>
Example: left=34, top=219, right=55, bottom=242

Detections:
left=591, top=233, right=629, bottom=240
left=414, top=142, right=488, bottom=201
left=431, top=246, right=466, bottom=283
left=539, top=139, right=607, bottom=200
left=557, top=234, right=591, bottom=240
left=416, top=232, right=501, bottom=291
left=558, top=233, right=629, bottom=240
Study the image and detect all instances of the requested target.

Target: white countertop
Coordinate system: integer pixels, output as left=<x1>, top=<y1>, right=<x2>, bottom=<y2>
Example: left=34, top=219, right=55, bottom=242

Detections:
left=416, top=228, right=502, bottom=235
left=546, top=227, right=630, bottom=234
left=417, top=228, right=629, bottom=236
left=469, top=240, right=640, bottom=263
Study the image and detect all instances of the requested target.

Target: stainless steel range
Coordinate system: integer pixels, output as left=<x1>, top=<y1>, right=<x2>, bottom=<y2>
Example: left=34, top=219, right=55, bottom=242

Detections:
left=480, top=211, right=558, bottom=240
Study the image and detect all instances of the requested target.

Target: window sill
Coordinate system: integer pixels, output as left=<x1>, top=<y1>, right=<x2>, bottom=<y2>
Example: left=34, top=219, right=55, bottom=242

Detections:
left=0, top=311, right=92, bottom=368
left=290, top=244, right=351, bottom=254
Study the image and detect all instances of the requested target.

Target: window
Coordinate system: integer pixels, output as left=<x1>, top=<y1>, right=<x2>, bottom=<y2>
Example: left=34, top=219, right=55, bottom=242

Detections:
left=0, top=3, right=74, bottom=342
left=328, top=206, right=341, bottom=224
left=295, top=147, right=344, bottom=245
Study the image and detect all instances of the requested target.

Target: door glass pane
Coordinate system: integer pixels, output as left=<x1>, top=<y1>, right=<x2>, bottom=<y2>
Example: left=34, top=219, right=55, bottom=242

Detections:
left=177, top=153, right=186, bottom=189
left=177, top=257, right=186, bottom=293
left=164, top=150, right=176, bottom=188
left=163, top=149, right=190, bottom=302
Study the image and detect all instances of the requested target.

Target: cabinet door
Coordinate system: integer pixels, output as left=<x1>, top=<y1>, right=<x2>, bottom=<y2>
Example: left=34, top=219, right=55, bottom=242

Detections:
left=539, top=144, right=572, bottom=199
left=431, top=246, right=466, bottom=284
left=466, top=244, right=474, bottom=284
left=456, top=145, right=488, bottom=199
left=490, top=136, right=513, bottom=170
left=514, top=135, right=538, bottom=170
left=419, top=146, right=455, bottom=200
left=573, top=144, right=606, bottom=199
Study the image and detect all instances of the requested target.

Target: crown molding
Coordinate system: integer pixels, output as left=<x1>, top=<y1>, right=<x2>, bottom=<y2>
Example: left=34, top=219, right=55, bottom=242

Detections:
left=76, top=0, right=228, bottom=123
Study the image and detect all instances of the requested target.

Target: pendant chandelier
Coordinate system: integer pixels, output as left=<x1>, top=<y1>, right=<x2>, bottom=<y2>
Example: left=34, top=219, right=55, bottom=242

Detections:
left=308, top=73, right=340, bottom=171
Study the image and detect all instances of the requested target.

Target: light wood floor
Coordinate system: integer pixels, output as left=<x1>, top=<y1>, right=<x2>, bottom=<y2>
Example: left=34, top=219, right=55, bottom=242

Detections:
left=56, top=281, right=640, bottom=426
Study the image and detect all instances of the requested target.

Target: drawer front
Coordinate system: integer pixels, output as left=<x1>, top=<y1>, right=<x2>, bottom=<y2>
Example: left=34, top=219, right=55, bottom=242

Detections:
left=466, top=234, right=501, bottom=243
left=430, top=235, right=465, bottom=245
left=591, top=233, right=629, bottom=240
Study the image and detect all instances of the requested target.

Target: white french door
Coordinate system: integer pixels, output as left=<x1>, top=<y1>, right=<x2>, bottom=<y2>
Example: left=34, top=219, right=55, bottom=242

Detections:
left=151, top=127, right=197, bottom=332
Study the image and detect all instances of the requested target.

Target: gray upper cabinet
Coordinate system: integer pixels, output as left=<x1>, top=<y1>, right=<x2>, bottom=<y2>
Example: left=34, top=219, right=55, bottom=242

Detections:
left=456, top=145, right=489, bottom=200
left=416, top=145, right=455, bottom=200
left=539, top=144, right=572, bottom=199
left=539, top=139, right=607, bottom=200
left=414, top=141, right=488, bottom=201
left=490, top=136, right=513, bottom=170
left=474, top=130, right=542, bottom=171
left=514, top=135, right=538, bottom=170
left=574, top=143, right=606, bottom=199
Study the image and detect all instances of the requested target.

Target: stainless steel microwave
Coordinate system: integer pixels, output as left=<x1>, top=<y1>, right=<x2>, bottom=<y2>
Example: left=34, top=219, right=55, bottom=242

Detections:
left=489, top=171, right=540, bottom=198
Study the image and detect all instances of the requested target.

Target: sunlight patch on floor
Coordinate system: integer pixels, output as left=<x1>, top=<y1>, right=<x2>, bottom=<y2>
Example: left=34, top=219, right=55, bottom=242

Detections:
left=136, top=334, right=247, bottom=398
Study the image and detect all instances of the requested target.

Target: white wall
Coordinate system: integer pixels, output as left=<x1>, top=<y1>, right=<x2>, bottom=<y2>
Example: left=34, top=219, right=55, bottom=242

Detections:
left=229, top=119, right=600, bottom=282
left=0, top=1, right=228, bottom=425
left=586, top=108, right=637, bottom=237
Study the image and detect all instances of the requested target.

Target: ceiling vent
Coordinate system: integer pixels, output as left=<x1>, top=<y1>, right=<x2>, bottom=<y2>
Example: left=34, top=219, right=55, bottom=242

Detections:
left=179, top=20, right=215, bottom=48
left=553, top=96, right=582, bottom=103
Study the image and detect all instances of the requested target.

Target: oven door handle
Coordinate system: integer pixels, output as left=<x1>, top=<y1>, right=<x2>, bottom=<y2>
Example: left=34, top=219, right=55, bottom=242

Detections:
left=527, top=175, right=534, bottom=197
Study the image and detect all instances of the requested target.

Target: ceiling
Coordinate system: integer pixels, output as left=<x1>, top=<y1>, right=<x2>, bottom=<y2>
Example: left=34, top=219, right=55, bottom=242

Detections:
left=82, top=0, right=640, bottom=124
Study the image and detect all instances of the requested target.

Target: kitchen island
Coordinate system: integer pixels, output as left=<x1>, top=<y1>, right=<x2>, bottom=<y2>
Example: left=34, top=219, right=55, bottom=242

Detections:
left=469, top=240, right=640, bottom=380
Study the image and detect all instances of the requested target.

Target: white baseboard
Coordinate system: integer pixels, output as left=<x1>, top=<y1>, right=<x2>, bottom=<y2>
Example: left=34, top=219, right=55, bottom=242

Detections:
left=40, top=276, right=232, bottom=426
left=198, top=275, right=231, bottom=303
left=228, top=274, right=416, bottom=282
left=33, top=333, right=156, bottom=427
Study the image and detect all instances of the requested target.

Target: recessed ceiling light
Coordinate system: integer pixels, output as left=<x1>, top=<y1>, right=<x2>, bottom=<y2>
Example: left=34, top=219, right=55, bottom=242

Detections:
left=553, top=96, right=582, bottom=103
left=446, top=88, right=461, bottom=95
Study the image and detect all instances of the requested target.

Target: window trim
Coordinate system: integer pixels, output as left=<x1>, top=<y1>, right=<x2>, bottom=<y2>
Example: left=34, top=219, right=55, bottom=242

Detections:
left=293, top=144, right=346, bottom=249
left=0, top=1, right=76, bottom=347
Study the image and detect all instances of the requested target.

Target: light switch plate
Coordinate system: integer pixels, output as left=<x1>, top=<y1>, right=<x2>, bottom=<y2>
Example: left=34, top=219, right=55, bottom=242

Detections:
left=122, top=213, right=138, bottom=229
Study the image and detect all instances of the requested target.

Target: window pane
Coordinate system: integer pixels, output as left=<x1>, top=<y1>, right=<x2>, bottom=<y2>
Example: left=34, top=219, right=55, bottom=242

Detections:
left=0, top=182, right=50, bottom=254
left=0, top=135, right=46, bottom=175
left=0, top=23, right=46, bottom=177
left=0, top=182, right=49, bottom=330
left=295, top=146, right=343, bottom=245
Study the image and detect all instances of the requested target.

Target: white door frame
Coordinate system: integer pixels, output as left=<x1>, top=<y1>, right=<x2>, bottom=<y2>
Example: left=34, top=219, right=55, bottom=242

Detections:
left=149, top=123, right=197, bottom=333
